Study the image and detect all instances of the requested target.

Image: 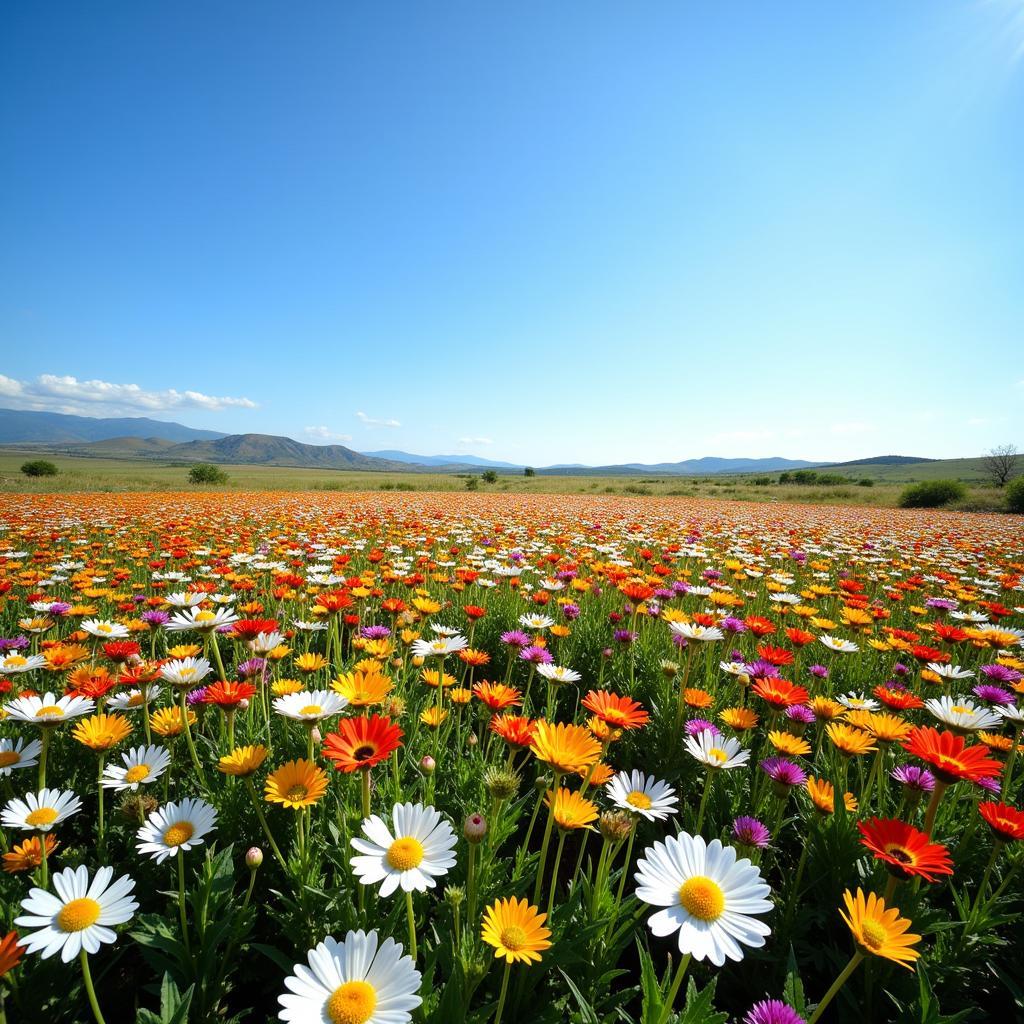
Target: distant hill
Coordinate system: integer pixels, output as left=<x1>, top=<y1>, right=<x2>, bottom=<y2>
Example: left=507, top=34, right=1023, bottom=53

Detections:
left=540, top=456, right=821, bottom=476
left=362, top=450, right=523, bottom=470
left=823, top=455, right=936, bottom=468
left=0, top=407, right=226, bottom=444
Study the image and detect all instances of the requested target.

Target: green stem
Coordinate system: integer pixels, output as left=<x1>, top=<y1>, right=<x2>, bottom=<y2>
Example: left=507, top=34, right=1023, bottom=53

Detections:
left=467, top=842, right=478, bottom=935
left=79, top=951, right=107, bottom=1024
left=178, top=687, right=207, bottom=786
left=658, top=953, right=692, bottom=1024
left=493, top=960, right=511, bottom=1024
left=96, top=755, right=106, bottom=856
left=922, top=780, right=948, bottom=836
left=807, top=953, right=863, bottom=1024
left=532, top=791, right=557, bottom=906
left=245, top=778, right=287, bottom=870
left=405, top=889, right=418, bottom=960
left=694, top=771, right=714, bottom=835
left=1002, top=727, right=1021, bottom=799
left=38, top=830, right=49, bottom=889
left=38, top=727, right=51, bottom=790
left=547, top=831, right=568, bottom=920
left=605, top=824, right=636, bottom=942
left=361, top=768, right=371, bottom=820
left=177, top=850, right=191, bottom=957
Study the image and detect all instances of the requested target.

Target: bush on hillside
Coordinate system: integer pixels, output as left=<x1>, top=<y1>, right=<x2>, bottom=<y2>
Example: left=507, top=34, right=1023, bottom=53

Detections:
left=899, top=479, right=965, bottom=508
left=1007, top=477, right=1024, bottom=513
left=20, top=460, right=58, bottom=477
left=188, top=463, right=229, bottom=485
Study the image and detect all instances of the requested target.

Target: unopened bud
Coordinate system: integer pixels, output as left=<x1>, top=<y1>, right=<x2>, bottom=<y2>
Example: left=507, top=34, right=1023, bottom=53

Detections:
left=466, top=733, right=478, bottom=747
left=246, top=847, right=263, bottom=869
left=444, top=884, right=465, bottom=907
left=464, top=812, right=487, bottom=843
left=483, top=766, right=520, bottom=801
left=599, top=810, right=634, bottom=844
left=310, top=726, right=322, bottom=746
left=238, top=698, right=250, bottom=711
left=420, top=755, right=436, bottom=776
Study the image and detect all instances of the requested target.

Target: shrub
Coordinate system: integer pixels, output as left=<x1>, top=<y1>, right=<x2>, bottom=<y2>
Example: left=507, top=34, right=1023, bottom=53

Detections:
left=523, top=466, right=536, bottom=477
left=899, top=479, right=966, bottom=508
left=1007, top=477, right=1024, bottom=513
left=20, top=459, right=58, bottom=477
left=857, top=478, right=874, bottom=487
left=188, top=463, right=228, bottom=485
left=465, top=476, right=479, bottom=491
left=481, top=470, right=498, bottom=484
left=753, top=476, right=772, bottom=486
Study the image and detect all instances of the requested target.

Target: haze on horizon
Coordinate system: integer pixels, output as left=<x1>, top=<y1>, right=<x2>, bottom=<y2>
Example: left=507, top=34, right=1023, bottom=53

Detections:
left=1, top=2, right=1022, bottom=467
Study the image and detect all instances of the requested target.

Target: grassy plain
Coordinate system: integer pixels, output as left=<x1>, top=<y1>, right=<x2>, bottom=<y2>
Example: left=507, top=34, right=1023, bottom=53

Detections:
left=0, top=449, right=1013, bottom=511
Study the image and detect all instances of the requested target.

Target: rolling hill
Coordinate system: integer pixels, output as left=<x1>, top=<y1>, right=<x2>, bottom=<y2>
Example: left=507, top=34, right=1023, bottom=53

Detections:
left=0, top=407, right=226, bottom=444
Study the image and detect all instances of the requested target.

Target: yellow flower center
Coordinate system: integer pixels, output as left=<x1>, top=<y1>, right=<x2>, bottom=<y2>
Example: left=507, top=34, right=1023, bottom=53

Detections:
left=163, top=822, right=195, bottom=847
left=950, top=705, right=971, bottom=715
left=57, top=897, right=101, bottom=932
left=626, top=791, right=652, bottom=810
left=6, top=656, right=26, bottom=667
left=195, top=611, right=215, bottom=622
left=708, top=747, right=729, bottom=763
left=386, top=837, right=424, bottom=871
left=326, top=980, right=377, bottom=1024
left=97, top=624, right=113, bottom=633
left=859, top=918, right=889, bottom=951
left=0, top=751, right=20, bottom=768
left=26, top=807, right=59, bottom=827
left=127, top=693, right=145, bottom=706
left=499, top=925, right=528, bottom=951
left=35, top=706, right=63, bottom=718
left=179, top=668, right=196, bottom=679
left=125, top=765, right=150, bottom=783
left=300, top=704, right=323, bottom=716
left=286, top=784, right=308, bottom=802
left=678, top=876, right=725, bottom=921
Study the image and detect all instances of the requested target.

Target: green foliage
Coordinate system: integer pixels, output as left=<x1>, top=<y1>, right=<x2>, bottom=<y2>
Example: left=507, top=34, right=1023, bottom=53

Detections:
left=188, top=462, right=229, bottom=484
left=857, top=478, right=874, bottom=487
left=524, top=466, right=536, bottom=476
left=899, top=479, right=966, bottom=508
left=1006, top=476, right=1024, bottom=513
left=20, top=458, right=58, bottom=476
left=136, top=974, right=195, bottom=1024
left=481, top=469, right=498, bottom=484
left=465, top=475, right=480, bottom=490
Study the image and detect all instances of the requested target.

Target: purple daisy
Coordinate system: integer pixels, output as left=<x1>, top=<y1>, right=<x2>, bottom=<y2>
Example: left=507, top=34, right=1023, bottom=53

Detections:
left=972, top=684, right=1014, bottom=706
left=732, top=816, right=771, bottom=849
left=760, top=757, right=807, bottom=790
left=807, top=664, right=829, bottom=679
left=745, top=1000, right=806, bottom=1024
left=360, top=625, right=391, bottom=640
left=141, top=610, right=170, bottom=629
left=519, top=645, right=553, bottom=665
left=500, top=630, right=531, bottom=648
left=685, top=719, right=720, bottom=737
left=981, top=663, right=1022, bottom=684
left=785, top=705, right=815, bottom=725
left=890, top=763, right=935, bottom=793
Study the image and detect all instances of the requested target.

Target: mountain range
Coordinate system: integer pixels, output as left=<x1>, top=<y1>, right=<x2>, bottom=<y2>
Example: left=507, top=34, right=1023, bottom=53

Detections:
left=0, top=408, right=934, bottom=476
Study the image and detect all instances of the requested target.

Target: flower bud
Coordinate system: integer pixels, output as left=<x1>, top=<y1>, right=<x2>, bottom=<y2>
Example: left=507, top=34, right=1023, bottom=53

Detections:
left=444, top=884, right=465, bottom=907
left=310, top=726, right=322, bottom=746
left=466, top=732, right=478, bottom=747
left=420, top=755, right=435, bottom=776
left=599, top=810, right=634, bottom=844
left=246, top=847, right=263, bottom=869
left=463, top=813, right=487, bottom=844
left=238, top=698, right=250, bottom=711
left=483, top=766, right=520, bottom=801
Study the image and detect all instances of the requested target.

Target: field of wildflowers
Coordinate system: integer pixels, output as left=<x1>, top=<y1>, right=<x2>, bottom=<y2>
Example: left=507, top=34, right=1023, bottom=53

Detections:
left=0, top=491, right=1021, bottom=1024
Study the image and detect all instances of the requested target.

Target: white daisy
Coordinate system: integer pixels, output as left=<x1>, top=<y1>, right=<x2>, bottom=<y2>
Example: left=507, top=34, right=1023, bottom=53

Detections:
left=925, top=662, right=975, bottom=680
left=719, top=661, right=751, bottom=677
left=535, top=664, right=582, bottom=684
left=2, top=789, right=82, bottom=832
left=14, top=865, right=138, bottom=962
left=0, top=736, right=43, bottom=776
left=996, top=705, right=1024, bottom=727
left=518, top=613, right=555, bottom=631
left=273, top=689, right=349, bottom=723
left=684, top=731, right=750, bottom=771
left=107, top=685, right=162, bottom=712
left=4, top=691, right=95, bottom=725
left=606, top=770, right=678, bottom=821
left=0, top=653, right=46, bottom=675
left=819, top=635, right=859, bottom=653
left=136, top=797, right=218, bottom=863
left=80, top=618, right=130, bottom=640
left=668, top=622, right=725, bottom=642
left=159, top=657, right=213, bottom=688
left=634, top=832, right=772, bottom=966
left=164, top=606, right=240, bottom=633
left=924, top=696, right=1001, bottom=733
left=350, top=802, right=457, bottom=897
left=101, top=745, right=172, bottom=791
left=409, top=635, right=468, bottom=660
left=278, top=929, right=421, bottom=1024
left=836, top=692, right=879, bottom=712
left=164, top=591, right=207, bottom=608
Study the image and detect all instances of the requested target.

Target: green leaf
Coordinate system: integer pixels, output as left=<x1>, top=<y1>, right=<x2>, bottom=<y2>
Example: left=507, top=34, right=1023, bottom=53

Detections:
left=559, top=967, right=600, bottom=1024
left=676, top=976, right=727, bottom=1024
left=783, top=944, right=806, bottom=1015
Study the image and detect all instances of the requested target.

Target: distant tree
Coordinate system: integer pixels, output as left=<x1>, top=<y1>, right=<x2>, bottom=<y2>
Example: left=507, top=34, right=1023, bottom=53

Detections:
left=1007, top=477, right=1024, bottom=513
left=523, top=466, right=536, bottom=477
left=465, top=475, right=479, bottom=491
left=481, top=469, right=498, bottom=484
left=981, top=444, right=1018, bottom=487
left=189, top=463, right=228, bottom=485
left=21, top=459, right=58, bottom=477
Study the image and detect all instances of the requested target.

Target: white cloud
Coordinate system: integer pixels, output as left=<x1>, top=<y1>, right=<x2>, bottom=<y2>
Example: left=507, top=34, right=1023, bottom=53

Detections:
left=458, top=436, right=493, bottom=445
left=304, top=425, right=353, bottom=443
left=0, top=373, right=257, bottom=416
left=356, top=410, right=401, bottom=428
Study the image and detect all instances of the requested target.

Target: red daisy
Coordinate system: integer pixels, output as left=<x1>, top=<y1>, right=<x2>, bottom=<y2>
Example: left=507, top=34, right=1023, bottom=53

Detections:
left=857, top=817, right=953, bottom=882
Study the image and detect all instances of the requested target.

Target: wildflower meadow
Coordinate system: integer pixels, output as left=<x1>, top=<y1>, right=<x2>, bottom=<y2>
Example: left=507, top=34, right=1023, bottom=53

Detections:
left=0, top=490, right=1022, bottom=1024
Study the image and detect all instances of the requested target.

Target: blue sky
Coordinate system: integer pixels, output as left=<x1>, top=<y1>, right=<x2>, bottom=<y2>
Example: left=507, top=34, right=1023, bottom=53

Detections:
left=1, top=2, right=1022, bottom=465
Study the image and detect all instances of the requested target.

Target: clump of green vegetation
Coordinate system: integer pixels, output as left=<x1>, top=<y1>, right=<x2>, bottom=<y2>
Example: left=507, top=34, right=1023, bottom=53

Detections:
left=622, top=484, right=652, bottom=495
left=1006, top=476, right=1024, bottom=513
left=753, top=476, right=772, bottom=486
left=778, top=470, right=847, bottom=485
left=857, top=478, right=874, bottom=487
left=482, top=470, right=498, bottom=484
left=188, top=463, right=229, bottom=484
left=20, top=459, right=59, bottom=477
left=523, top=466, right=536, bottom=477
left=465, top=476, right=479, bottom=491
left=899, top=479, right=966, bottom=508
